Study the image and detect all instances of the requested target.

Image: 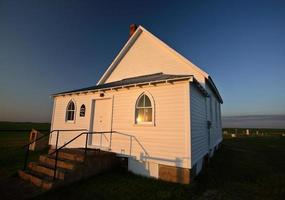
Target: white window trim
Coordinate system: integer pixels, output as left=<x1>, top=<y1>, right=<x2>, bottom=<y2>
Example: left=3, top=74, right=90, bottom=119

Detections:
left=66, top=99, right=76, bottom=123
left=80, top=104, right=86, bottom=117
left=134, top=92, right=155, bottom=126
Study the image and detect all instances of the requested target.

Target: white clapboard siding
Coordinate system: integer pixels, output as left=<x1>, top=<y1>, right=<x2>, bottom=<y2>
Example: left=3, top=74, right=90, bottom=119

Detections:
left=190, top=84, right=208, bottom=166
left=205, top=83, right=223, bottom=148
left=50, top=81, right=191, bottom=168
left=49, top=95, right=93, bottom=147
left=103, top=29, right=206, bottom=87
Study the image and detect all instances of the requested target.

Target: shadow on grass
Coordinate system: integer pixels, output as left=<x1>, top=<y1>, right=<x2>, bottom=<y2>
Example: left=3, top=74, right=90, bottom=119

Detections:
left=0, top=127, right=284, bottom=200
left=37, top=136, right=285, bottom=200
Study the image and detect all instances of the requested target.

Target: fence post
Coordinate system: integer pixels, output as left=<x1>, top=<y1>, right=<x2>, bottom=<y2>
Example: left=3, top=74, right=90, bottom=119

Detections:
left=100, top=133, right=103, bottom=148
left=84, top=132, right=88, bottom=162
left=130, top=136, right=132, bottom=156
left=109, top=131, right=113, bottom=151
left=53, top=130, right=59, bottom=180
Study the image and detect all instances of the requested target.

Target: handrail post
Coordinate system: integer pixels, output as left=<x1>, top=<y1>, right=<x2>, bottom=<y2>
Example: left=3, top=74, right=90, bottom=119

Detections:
left=23, top=145, right=30, bottom=170
left=109, top=131, right=112, bottom=151
left=53, top=130, right=59, bottom=180
left=100, top=133, right=102, bottom=148
left=130, top=136, right=132, bottom=156
left=84, top=132, right=88, bottom=162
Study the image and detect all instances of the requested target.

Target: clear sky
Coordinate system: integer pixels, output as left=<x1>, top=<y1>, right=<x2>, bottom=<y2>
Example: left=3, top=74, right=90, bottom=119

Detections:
left=1, top=0, right=285, bottom=123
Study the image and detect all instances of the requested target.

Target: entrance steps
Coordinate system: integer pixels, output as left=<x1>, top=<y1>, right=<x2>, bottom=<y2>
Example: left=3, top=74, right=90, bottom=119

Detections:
left=18, top=148, right=120, bottom=190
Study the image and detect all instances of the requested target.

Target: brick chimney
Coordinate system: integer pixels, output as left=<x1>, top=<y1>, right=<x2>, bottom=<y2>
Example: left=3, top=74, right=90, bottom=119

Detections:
left=129, top=24, right=138, bottom=37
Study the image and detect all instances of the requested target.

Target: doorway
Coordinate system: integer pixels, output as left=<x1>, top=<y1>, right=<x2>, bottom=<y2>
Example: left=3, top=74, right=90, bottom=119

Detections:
left=89, top=98, right=113, bottom=149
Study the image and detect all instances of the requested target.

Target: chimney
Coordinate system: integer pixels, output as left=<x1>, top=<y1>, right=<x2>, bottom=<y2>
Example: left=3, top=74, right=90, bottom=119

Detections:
left=129, top=24, right=138, bottom=37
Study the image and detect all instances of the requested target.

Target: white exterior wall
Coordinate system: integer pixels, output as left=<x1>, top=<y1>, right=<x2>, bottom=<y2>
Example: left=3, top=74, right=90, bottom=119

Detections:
left=205, top=83, right=223, bottom=149
left=189, top=84, right=209, bottom=166
left=49, top=95, right=94, bottom=148
left=102, top=30, right=207, bottom=87
left=50, top=81, right=191, bottom=171
left=128, top=158, right=159, bottom=178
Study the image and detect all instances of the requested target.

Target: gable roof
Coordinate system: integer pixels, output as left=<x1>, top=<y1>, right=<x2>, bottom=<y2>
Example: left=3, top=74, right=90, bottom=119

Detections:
left=95, top=25, right=223, bottom=103
left=53, top=73, right=195, bottom=96
left=97, top=25, right=209, bottom=85
left=53, top=25, right=222, bottom=102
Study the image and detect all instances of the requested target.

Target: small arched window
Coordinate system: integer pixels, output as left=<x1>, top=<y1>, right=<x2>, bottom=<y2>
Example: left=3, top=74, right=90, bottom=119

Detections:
left=135, top=94, right=153, bottom=124
left=66, top=100, right=75, bottom=121
left=80, top=104, right=86, bottom=117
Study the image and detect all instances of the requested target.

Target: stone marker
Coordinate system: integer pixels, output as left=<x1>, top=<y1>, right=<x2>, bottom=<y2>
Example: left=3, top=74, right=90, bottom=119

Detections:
left=29, top=129, right=48, bottom=151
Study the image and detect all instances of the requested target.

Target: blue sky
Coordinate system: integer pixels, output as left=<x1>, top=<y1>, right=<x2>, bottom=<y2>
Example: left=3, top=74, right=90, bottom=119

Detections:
left=0, top=0, right=285, bottom=123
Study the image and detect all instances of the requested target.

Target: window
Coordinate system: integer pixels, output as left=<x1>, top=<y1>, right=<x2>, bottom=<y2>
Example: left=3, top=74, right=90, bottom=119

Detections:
left=135, top=94, right=153, bottom=124
left=207, top=96, right=214, bottom=123
left=66, top=100, right=75, bottom=121
left=80, top=104, right=86, bottom=117
left=216, top=101, right=219, bottom=125
left=206, top=96, right=211, bottom=121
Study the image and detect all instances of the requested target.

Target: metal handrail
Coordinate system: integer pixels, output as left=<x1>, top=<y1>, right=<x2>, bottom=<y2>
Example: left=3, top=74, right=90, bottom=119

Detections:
left=48, top=131, right=112, bottom=155
left=49, top=131, right=112, bottom=180
left=23, top=130, right=54, bottom=149
left=40, top=130, right=149, bottom=181
left=22, top=129, right=87, bottom=170
left=111, top=131, right=150, bottom=157
left=22, top=129, right=87, bottom=148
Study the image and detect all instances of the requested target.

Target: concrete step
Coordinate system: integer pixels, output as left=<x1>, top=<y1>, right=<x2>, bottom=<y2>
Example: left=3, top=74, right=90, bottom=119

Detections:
left=48, top=148, right=116, bottom=161
left=48, top=149, right=85, bottom=162
left=18, top=148, right=120, bottom=190
left=39, top=155, right=75, bottom=170
left=49, top=147, right=102, bottom=155
left=28, top=162, right=66, bottom=180
left=18, top=170, right=53, bottom=190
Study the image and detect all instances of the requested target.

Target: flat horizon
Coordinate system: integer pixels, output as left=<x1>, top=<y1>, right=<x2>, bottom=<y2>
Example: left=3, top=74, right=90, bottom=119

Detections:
left=1, top=114, right=285, bottom=129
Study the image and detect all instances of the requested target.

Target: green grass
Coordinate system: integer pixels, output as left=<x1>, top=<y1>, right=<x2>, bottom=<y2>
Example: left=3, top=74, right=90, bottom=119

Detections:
left=36, top=171, right=195, bottom=200
left=198, top=136, right=285, bottom=200
left=0, top=133, right=49, bottom=179
left=0, top=122, right=50, bottom=178
left=0, top=121, right=50, bottom=131
left=223, top=128, right=285, bottom=135
left=0, top=122, right=284, bottom=199
left=34, top=136, right=285, bottom=200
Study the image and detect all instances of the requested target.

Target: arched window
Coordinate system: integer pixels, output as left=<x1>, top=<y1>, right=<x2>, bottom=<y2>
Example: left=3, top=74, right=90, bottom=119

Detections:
left=135, top=94, right=153, bottom=124
left=66, top=100, right=75, bottom=121
left=80, top=104, right=86, bottom=117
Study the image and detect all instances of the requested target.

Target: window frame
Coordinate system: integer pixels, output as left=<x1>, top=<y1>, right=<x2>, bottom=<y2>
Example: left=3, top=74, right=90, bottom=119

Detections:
left=80, top=104, right=86, bottom=117
left=66, top=100, right=76, bottom=123
left=134, top=92, right=155, bottom=125
left=216, top=101, right=219, bottom=126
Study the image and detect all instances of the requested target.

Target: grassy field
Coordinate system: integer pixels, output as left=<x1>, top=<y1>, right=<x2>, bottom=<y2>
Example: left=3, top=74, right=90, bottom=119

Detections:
left=223, top=128, right=285, bottom=136
left=0, top=122, right=284, bottom=200
left=0, top=121, right=50, bottom=131
left=0, top=122, right=50, bottom=178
